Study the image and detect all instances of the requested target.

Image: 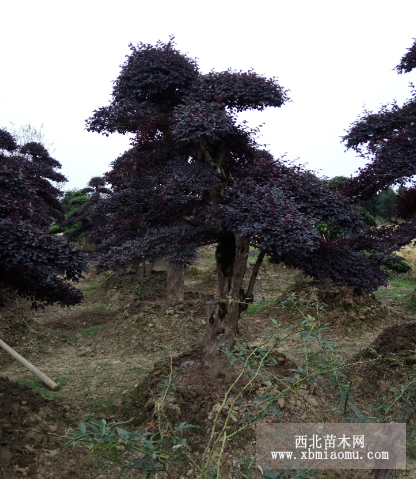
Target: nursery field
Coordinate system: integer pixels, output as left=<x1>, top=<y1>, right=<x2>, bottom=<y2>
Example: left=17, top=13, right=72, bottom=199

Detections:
left=1, top=245, right=416, bottom=478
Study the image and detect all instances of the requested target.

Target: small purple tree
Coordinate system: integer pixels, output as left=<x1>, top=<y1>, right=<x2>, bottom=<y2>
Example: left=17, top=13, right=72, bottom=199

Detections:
left=0, top=129, right=86, bottom=308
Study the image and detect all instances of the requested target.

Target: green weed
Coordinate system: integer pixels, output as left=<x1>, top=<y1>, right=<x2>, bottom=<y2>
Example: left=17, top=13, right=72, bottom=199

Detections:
left=97, top=362, right=111, bottom=368
left=375, top=277, right=415, bottom=302
left=93, top=306, right=111, bottom=312
left=242, top=304, right=267, bottom=315
left=27, top=341, right=50, bottom=356
left=87, top=393, right=117, bottom=416
left=79, top=325, right=105, bottom=338
left=82, top=285, right=101, bottom=295
left=242, top=296, right=270, bottom=315
left=123, top=366, right=150, bottom=376
left=407, top=440, right=416, bottom=460
left=19, top=378, right=69, bottom=399
left=134, top=287, right=143, bottom=297
left=58, top=333, right=78, bottom=344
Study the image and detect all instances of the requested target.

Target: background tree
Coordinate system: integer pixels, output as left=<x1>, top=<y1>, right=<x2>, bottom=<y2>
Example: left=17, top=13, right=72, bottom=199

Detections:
left=85, top=39, right=397, bottom=376
left=48, top=189, right=90, bottom=235
left=341, top=38, right=416, bottom=268
left=1, top=122, right=55, bottom=154
left=361, top=187, right=396, bottom=223
left=0, top=128, right=86, bottom=307
left=61, top=176, right=112, bottom=243
left=327, top=176, right=395, bottom=225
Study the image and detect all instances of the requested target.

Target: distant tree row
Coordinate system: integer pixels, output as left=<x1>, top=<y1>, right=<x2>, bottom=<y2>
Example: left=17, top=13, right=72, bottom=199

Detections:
left=328, top=176, right=397, bottom=225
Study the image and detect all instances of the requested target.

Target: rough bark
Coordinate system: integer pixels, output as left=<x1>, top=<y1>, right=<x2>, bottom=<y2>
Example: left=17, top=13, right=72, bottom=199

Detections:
left=166, top=262, right=184, bottom=305
left=373, top=470, right=394, bottom=479
left=136, top=261, right=153, bottom=279
left=204, top=233, right=249, bottom=378
left=215, top=230, right=236, bottom=299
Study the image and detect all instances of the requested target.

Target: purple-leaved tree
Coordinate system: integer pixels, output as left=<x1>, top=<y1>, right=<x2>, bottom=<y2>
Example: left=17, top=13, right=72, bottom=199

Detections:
left=342, top=39, right=416, bottom=479
left=0, top=128, right=87, bottom=308
left=85, top=38, right=397, bottom=376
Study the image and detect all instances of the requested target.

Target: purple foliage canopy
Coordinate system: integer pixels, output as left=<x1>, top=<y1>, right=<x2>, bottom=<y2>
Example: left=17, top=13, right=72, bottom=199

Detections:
left=83, top=38, right=406, bottom=293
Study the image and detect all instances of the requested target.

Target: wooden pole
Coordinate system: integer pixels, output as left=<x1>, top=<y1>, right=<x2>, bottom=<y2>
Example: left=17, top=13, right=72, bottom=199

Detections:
left=0, top=338, right=60, bottom=391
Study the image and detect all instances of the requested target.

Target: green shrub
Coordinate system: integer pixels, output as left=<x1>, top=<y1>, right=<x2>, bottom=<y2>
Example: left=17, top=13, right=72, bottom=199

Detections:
left=48, top=224, right=63, bottom=235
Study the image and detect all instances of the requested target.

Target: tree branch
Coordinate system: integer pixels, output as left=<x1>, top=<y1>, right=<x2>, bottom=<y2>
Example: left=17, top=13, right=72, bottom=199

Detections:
left=239, top=250, right=266, bottom=313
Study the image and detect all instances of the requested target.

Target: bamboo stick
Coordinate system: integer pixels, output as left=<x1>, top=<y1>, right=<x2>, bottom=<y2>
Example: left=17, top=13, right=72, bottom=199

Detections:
left=0, top=338, right=60, bottom=391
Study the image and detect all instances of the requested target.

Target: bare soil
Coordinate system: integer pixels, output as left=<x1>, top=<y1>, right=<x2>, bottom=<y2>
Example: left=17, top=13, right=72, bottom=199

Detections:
left=1, top=248, right=416, bottom=478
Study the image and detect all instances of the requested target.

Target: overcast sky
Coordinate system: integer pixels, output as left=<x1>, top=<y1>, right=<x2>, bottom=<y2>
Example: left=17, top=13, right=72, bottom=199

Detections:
left=1, top=1, right=415, bottom=190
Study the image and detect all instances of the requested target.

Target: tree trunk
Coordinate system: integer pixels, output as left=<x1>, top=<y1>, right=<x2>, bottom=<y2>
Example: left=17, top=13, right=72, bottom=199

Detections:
left=215, top=230, right=236, bottom=299
left=204, top=233, right=249, bottom=378
left=136, top=261, right=153, bottom=279
left=166, top=262, right=184, bottom=305
left=373, top=470, right=394, bottom=479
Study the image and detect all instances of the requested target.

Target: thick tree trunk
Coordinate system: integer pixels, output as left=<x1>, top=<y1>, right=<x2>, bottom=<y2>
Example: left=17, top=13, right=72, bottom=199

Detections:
left=204, top=233, right=249, bottom=378
left=373, top=470, right=394, bottom=479
left=166, top=262, right=184, bottom=305
left=136, top=261, right=153, bottom=279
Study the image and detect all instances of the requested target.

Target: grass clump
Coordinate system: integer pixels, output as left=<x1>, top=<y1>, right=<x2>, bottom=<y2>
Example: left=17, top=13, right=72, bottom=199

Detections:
left=19, top=378, right=69, bottom=399
left=58, top=333, right=78, bottom=344
left=93, top=306, right=111, bottom=312
left=79, top=325, right=105, bottom=338
left=82, top=285, right=101, bottom=295
left=375, top=277, right=415, bottom=302
left=123, top=366, right=150, bottom=376
left=243, top=304, right=268, bottom=315
left=87, top=392, right=119, bottom=416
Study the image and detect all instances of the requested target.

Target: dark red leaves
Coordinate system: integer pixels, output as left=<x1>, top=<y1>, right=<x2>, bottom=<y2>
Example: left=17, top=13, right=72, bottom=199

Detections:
left=0, top=131, right=87, bottom=308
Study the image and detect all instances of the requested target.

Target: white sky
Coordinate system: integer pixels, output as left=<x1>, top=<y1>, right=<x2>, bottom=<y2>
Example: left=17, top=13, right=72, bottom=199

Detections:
left=1, top=0, right=415, bottom=190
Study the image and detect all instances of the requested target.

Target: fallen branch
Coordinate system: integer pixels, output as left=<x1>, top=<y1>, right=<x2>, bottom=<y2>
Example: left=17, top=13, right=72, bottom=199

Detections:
left=0, top=338, right=59, bottom=391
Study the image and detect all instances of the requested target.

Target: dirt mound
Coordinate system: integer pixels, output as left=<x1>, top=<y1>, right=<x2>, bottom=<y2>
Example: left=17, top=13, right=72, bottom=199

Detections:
left=288, top=279, right=378, bottom=309
left=102, top=269, right=168, bottom=301
left=348, top=323, right=416, bottom=406
left=0, top=376, right=116, bottom=479
left=0, top=376, right=64, bottom=478
left=369, top=322, right=416, bottom=356
left=122, top=347, right=299, bottom=428
left=270, top=279, right=387, bottom=331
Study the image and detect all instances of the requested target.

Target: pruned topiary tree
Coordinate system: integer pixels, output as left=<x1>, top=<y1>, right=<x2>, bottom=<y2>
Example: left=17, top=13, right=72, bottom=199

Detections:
left=84, top=38, right=398, bottom=376
left=341, top=37, right=416, bottom=284
left=0, top=128, right=87, bottom=308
